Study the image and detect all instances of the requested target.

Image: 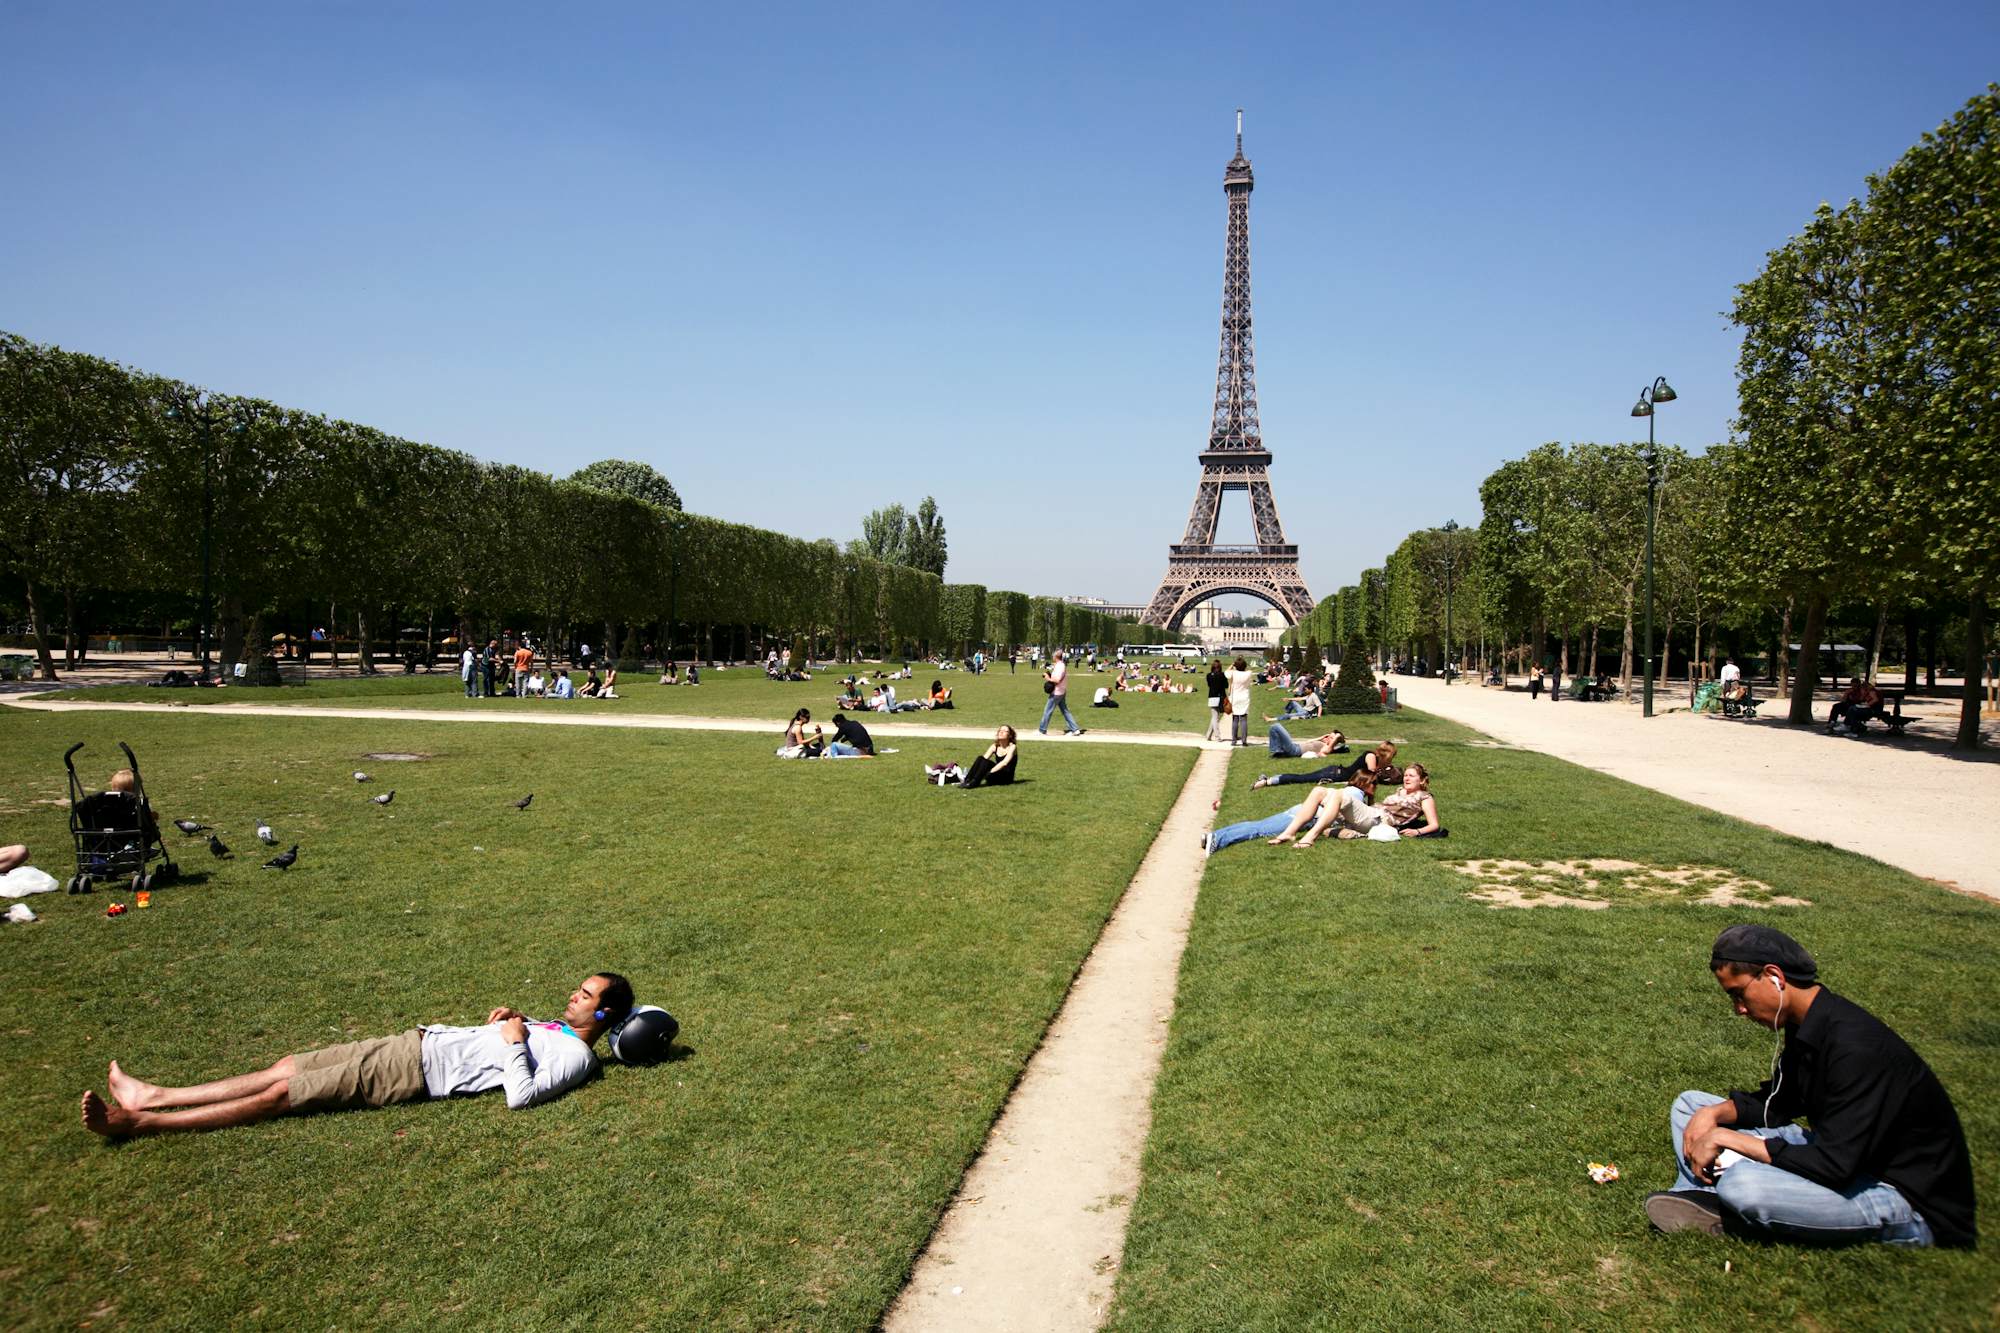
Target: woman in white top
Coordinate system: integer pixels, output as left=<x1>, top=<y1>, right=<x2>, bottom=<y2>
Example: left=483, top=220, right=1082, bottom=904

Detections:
left=1269, top=763, right=1441, bottom=848
left=1226, top=657, right=1256, bottom=747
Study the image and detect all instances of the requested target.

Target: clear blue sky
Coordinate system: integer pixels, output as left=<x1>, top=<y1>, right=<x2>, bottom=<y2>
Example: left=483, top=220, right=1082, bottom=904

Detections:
left=4, top=3, right=1994, bottom=608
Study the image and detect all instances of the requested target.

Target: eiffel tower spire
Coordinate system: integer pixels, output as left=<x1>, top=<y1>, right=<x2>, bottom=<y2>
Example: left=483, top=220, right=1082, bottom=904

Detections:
left=1142, top=113, right=1314, bottom=632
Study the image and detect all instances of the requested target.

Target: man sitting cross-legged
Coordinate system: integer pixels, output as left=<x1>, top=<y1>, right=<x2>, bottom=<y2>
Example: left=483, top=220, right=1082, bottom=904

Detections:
left=82, top=972, right=634, bottom=1138
left=1645, top=926, right=1976, bottom=1247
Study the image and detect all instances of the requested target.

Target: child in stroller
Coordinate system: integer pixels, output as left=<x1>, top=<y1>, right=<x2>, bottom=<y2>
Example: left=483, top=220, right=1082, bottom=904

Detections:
left=64, top=742, right=178, bottom=895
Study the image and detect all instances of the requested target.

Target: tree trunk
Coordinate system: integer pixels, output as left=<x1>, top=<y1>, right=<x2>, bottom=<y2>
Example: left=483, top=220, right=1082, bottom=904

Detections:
left=1660, top=616, right=1674, bottom=699
left=356, top=605, right=377, bottom=675
left=1778, top=598, right=1793, bottom=695
left=1619, top=586, right=1634, bottom=694
left=1955, top=594, right=1986, bottom=751
left=64, top=585, right=85, bottom=669
left=1926, top=619, right=1938, bottom=691
left=1901, top=608, right=1920, bottom=694
left=1868, top=604, right=1887, bottom=685
left=1788, top=593, right=1828, bottom=725
left=21, top=574, right=60, bottom=681
left=1588, top=624, right=1600, bottom=680
left=221, top=595, right=247, bottom=669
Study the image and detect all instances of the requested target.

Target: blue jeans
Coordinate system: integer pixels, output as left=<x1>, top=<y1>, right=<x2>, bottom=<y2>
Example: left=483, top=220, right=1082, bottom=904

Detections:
left=1268, top=724, right=1303, bottom=758
left=1669, top=1091, right=1932, bottom=1246
left=1279, top=701, right=1314, bottom=720
left=1039, top=693, right=1079, bottom=733
left=823, top=741, right=862, bottom=758
left=1208, top=805, right=1304, bottom=854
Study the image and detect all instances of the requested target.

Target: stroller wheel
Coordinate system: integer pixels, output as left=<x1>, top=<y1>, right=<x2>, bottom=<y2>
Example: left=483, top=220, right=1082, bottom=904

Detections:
left=67, top=875, right=80, bottom=895
left=79, top=874, right=94, bottom=895
left=132, top=872, right=146, bottom=894
left=159, top=862, right=179, bottom=882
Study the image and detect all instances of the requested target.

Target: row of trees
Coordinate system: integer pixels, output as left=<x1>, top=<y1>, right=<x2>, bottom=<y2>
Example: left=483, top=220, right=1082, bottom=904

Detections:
left=0, top=335, right=1167, bottom=681
left=1284, top=86, right=1994, bottom=747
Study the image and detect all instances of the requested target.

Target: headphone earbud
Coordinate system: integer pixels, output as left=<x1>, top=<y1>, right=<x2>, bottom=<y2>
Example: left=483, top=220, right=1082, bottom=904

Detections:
left=1769, top=976, right=1783, bottom=993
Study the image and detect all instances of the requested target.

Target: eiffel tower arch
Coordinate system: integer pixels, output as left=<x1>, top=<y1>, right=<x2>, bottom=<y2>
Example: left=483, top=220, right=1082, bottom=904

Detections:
left=1143, top=112, right=1314, bottom=633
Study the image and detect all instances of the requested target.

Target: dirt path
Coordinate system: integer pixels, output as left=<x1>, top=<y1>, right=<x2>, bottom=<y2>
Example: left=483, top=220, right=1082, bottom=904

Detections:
left=1, top=696, right=1204, bottom=750
left=884, top=746, right=1230, bottom=1333
left=1394, top=675, right=2000, bottom=902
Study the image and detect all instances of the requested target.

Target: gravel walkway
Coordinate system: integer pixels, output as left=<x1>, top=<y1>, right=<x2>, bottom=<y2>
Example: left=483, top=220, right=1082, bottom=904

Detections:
left=1393, top=675, right=2000, bottom=902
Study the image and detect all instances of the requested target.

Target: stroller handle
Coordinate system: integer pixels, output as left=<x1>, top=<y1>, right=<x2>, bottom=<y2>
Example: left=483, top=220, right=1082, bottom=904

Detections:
left=64, top=742, right=85, bottom=770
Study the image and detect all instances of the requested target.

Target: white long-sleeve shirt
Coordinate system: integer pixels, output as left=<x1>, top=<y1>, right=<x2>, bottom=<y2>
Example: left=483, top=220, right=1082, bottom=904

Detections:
left=419, top=1020, right=598, bottom=1109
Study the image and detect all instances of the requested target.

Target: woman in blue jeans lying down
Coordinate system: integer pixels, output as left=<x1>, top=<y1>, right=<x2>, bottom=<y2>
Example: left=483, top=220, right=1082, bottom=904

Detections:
left=1203, top=763, right=1441, bottom=854
left=1265, top=723, right=1347, bottom=760
left=1253, top=740, right=1397, bottom=791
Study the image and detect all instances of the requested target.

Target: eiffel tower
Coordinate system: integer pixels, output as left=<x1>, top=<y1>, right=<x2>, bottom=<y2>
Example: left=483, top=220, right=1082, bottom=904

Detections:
left=1142, top=112, right=1314, bottom=631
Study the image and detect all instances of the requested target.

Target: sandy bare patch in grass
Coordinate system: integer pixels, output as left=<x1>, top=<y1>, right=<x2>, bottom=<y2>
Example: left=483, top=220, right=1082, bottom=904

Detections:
left=1450, top=858, right=1812, bottom=910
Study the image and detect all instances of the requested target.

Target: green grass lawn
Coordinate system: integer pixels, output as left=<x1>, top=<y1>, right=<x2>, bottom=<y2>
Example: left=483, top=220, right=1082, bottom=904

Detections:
left=1110, top=711, right=1999, bottom=1330
left=0, top=704, right=1192, bottom=1329
left=41, top=658, right=1245, bottom=737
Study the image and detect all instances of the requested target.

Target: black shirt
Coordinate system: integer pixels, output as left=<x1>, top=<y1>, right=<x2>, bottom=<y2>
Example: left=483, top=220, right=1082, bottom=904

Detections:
left=1728, top=988, right=1976, bottom=1247
left=832, top=717, right=873, bottom=754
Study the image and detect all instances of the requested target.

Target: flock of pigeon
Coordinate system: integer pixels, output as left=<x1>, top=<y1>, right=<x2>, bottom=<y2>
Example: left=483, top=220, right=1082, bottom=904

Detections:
left=168, top=772, right=533, bottom=871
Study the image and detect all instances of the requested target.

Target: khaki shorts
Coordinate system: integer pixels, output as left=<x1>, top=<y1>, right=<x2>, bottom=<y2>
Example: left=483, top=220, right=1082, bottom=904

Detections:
left=288, top=1028, right=427, bottom=1112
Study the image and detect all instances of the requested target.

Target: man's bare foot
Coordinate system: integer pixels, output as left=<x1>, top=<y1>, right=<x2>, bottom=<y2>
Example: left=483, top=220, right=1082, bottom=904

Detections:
left=1251, top=776, right=1269, bottom=790
left=107, top=1060, right=159, bottom=1111
left=81, top=1090, right=142, bottom=1138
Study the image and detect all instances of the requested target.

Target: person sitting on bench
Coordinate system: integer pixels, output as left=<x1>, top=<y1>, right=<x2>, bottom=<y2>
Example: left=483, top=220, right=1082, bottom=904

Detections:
left=82, top=973, right=637, bottom=1138
left=1643, top=926, right=1974, bottom=1248
left=1829, top=677, right=1888, bottom=734
left=959, top=725, right=1019, bottom=789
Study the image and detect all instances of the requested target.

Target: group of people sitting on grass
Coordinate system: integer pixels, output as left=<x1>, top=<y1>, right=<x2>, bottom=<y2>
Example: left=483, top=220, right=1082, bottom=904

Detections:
left=511, top=666, right=618, bottom=699
left=1204, top=739, right=1444, bottom=853
left=777, top=708, right=876, bottom=758
left=1111, top=670, right=1195, bottom=695
left=832, top=677, right=953, bottom=713
left=657, top=662, right=701, bottom=686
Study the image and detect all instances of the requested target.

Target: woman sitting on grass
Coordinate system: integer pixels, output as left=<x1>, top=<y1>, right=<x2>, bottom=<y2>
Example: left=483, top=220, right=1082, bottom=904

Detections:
left=779, top=708, right=824, bottom=757
left=959, top=726, right=1019, bottom=789
left=1252, top=740, right=1393, bottom=791
left=598, top=667, right=619, bottom=699
left=922, top=679, right=953, bottom=709
left=1270, top=763, right=1441, bottom=846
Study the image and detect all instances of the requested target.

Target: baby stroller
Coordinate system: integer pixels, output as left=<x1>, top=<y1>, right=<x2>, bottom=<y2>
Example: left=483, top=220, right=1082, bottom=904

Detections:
left=64, top=742, right=179, bottom=895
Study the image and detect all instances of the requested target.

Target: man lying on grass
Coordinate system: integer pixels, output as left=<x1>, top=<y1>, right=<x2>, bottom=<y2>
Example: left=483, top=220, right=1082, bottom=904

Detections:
left=1646, top=926, right=1976, bottom=1247
left=82, top=972, right=635, bottom=1138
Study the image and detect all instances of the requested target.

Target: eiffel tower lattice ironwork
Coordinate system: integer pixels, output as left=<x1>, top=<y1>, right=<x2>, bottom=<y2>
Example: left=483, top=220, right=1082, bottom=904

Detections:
left=1142, top=112, right=1314, bottom=631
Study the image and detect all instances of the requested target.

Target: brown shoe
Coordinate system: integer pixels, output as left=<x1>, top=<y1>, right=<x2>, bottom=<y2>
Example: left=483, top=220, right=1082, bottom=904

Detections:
left=1644, top=1190, right=1724, bottom=1236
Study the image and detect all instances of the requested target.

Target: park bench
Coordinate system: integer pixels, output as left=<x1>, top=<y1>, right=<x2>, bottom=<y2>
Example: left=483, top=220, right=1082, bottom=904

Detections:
left=1841, top=688, right=1912, bottom=736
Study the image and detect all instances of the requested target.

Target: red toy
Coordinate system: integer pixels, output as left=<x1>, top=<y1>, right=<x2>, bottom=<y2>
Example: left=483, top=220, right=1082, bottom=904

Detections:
left=106, top=902, right=128, bottom=917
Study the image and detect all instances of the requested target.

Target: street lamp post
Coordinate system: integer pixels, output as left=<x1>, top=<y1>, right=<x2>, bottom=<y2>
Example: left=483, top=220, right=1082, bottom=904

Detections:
left=1629, top=375, right=1677, bottom=717
left=1440, top=520, right=1459, bottom=684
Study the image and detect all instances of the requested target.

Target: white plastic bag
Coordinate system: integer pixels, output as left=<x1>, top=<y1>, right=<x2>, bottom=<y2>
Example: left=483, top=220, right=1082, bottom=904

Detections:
left=1366, top=822, right=1400, bottom=842
left=0, top=866, right=59, bottom=898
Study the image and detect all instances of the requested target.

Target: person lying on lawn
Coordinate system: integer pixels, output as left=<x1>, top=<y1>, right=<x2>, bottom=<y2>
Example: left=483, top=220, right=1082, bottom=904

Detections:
left=959, top=725, right=1018, bottom=789
left=1269, top=764, right=1440, bottom=847
left=1643, top=925, right=1975, bottom=1247
left=81, top=973, right=635, bottom=1138
left=1264, top=723, right=1350, bottom=761
left=1253, top=740, right=1392, bottom=791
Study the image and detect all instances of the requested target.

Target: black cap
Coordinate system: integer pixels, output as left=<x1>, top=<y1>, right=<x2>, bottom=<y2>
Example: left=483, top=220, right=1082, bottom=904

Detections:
left=1710, top=924, right=1818, bottom=985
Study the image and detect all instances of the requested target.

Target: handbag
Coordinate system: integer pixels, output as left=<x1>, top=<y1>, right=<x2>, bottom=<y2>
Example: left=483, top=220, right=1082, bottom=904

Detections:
left=1043, top=680, right=1055, bottom=695
left=1219, top=694, right=1232, bottom=716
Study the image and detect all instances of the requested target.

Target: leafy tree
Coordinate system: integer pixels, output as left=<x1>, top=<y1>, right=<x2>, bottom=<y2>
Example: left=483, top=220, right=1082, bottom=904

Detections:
left=1863, top=85, right=2000, bottom=748
left=568, top=459, right=682, bottom=511
left=854, top=503, right=910, bottom=566
left=906, top=496, right=948, bottom=578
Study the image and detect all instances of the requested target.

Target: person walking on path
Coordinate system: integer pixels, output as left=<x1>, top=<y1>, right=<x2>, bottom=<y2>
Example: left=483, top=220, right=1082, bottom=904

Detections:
left=1529, top=667, right=1543, bottom=701
left=1039, top=650, right=1082, bottom=736
left=1644, top=925, right=1975, bottom=1248
left=1226, top=656, right=1255, bottom=746
left=460, top=642, right=477, bottom=699
left=1549, top=661, right=1562, bottom=703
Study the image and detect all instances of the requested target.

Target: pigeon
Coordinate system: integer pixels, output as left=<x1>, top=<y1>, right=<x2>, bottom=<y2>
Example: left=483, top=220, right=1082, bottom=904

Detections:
left=262, top=845, right=299, bottom=871
left=354, top=771, right=371, bottom=783
left=512, top=794, right=533, bottom=810
left=173, top=819, right=211, bottom=836
left=371, top=791, right=395, bottom=806
left=207, top=833, right=233, bottom=859
left=256, top=822, right=277, bottom=844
